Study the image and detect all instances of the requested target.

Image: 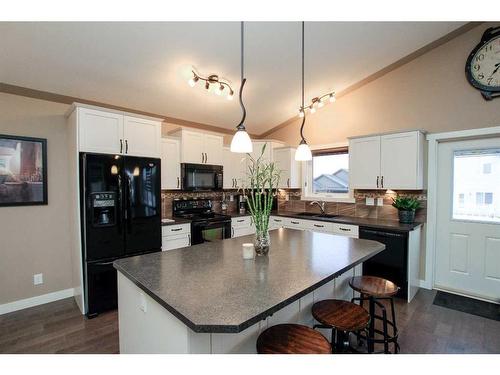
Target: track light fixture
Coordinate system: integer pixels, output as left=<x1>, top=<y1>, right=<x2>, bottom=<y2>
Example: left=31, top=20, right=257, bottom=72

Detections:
left=188, top=70, right=234, bottom=100
left=298, top=91, right=336, bottom=117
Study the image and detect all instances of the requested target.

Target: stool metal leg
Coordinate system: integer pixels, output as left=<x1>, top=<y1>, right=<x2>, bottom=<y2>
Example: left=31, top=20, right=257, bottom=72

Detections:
left=381, top=306, right=389, bottom=354
left=368, top=297, right=375, bottom=353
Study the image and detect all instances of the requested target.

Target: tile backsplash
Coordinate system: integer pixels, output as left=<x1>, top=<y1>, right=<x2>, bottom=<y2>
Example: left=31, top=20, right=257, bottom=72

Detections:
left=162, top=188, right=427, bottom=222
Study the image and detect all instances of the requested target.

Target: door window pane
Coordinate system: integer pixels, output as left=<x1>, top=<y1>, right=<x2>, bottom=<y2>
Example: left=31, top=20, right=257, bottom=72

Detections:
left=453, top=149, right=500, bottom=223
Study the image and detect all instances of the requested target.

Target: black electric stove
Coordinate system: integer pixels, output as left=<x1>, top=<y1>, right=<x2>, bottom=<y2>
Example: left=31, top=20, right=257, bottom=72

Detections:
left=172, top=199, right=232, bottom=245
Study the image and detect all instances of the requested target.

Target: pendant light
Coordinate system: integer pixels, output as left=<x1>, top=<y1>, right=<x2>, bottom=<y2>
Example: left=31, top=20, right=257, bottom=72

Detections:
left=295, top=21, right=312, bottom=161
left=230, top=22, right=253, bottom=153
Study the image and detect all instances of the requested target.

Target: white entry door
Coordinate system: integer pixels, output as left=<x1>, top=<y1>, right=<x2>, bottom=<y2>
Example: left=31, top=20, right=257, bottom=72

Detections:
left=435, top=137, right=500, bottom=303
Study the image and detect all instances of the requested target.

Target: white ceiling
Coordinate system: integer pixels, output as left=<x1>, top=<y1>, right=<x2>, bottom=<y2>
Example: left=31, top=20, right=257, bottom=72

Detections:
left=0, top=22, right=466, bottom=134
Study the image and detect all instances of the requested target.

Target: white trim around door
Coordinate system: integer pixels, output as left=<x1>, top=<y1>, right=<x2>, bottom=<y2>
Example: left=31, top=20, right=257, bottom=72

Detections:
left=424, top=125, right=500, bottom=292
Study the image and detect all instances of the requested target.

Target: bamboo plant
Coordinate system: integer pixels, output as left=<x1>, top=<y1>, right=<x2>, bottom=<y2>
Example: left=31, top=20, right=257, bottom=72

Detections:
left=240, top=144, right=281, bottom=252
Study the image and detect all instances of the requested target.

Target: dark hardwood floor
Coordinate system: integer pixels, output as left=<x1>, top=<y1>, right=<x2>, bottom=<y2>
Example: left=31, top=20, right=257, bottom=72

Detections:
left=0, top=289, right=498, bottom=354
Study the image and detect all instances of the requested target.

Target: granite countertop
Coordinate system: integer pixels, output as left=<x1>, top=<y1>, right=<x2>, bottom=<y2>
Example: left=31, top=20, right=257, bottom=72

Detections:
left=227, top=211, right=422, bottom=232
left=161, top=217, right=191, bottom=226
left=114, top=229, right=384, bottom=333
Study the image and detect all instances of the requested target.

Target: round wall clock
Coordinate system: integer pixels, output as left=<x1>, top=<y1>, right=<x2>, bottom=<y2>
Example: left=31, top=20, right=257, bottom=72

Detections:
left=465, top=26, right=500, bottom=100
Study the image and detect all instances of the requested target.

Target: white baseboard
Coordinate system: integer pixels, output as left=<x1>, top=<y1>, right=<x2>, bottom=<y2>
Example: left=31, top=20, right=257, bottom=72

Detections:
left=419, top=279, right=432, bottom=290
left=0, top=288, right=75, bottom=315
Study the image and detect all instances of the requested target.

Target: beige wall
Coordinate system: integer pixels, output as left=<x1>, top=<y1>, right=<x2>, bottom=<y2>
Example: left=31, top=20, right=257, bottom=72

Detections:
left=265, top=23, right=500, bottom=145
left=0, top=93, right=73, bottom=305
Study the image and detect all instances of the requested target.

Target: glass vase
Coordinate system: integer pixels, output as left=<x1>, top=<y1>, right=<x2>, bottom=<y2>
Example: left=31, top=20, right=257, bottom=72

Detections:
left=254, top=228, right=270, bottom=256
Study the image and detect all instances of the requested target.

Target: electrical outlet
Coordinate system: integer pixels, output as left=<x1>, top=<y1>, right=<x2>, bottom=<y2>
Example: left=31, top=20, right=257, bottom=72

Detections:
left=33, top=273, right=43, bottom=285
left=139, top=292, right=147, bottom=313
left=365, top=197, right=375, bottom=206
left=376, top=198, right=384, bottom=206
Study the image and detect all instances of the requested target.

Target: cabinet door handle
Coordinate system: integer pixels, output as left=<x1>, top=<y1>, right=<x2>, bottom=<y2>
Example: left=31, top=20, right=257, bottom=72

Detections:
left=381, top=175, right=384, bottom=188
left=237, top=219, right=245, bottom=223
left=314, top=224, right=324, bottom=228
left=201, top=153, right=204, bottom=163
left=171, top=227, right=183, bottom=232
left=125, top=139, right=129, bottom=154
left=287, top=178, right=290, bottom=188
left=205, top=153, right=208, bottom=163
left=120, top=139, right=123, bottom=154
left=231, top=227, right=234, bottom=237
left=339, top=227, right=351, bottom=232
left=274, top=219, right=282, bottom=222
left=232, top=178, right=235, bottom=188
left=376, top=175, right=379, bottom=188
left=291, top=221, right=299, bottom=224
left=177, top=177, right=180, bottom=188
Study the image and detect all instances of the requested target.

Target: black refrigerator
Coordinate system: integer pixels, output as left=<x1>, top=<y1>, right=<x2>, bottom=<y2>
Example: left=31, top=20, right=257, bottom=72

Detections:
left=80, top=153, right=162, bottom=317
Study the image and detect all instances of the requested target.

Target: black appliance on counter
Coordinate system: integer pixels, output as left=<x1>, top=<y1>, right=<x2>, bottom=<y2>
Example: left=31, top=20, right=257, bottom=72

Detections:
left=359, top=227, right=408, bottom=300
left=172, top=198, right=231, bottom=245
left=181, top=163, right=223, bottom=191
left=80, top=153, right=162, bottom=317
left=237, top=192, right=278, bottom=215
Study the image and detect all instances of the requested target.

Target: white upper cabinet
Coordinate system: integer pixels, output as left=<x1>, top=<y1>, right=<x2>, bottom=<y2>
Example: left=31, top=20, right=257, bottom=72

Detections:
left=78, top=107, right=124, bottom=154
left=249, top=141, right=272, bottom=163
left=161, top=138, right=181, bottom=190
left=349, top=135, right=381, bottom=189
left=273, top=147, right=301, bottom=188
left=76, top=105, right=162, bottom=158
left=349, top=130, right=425, bottom=190
left=380, top=131, right=425, bottom=190
left=174, top=129, right=224, bottom=165
left=204, top=134, right=224, bottom=165
left=123, top=116, right=161, bottom=158
left=223, top=147, right=248, bottom=189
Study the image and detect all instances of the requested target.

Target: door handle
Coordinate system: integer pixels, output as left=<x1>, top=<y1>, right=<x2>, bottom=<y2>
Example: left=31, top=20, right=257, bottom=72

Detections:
left=188, top=234, right=191, bottom=246
left=201, top=152, right=204, bottom=163
left=314, top=224, right=324, bottom=228
left=125, top=139, right=129, bottom=154
left=291, top=221, right=299, bottom=224
left=339, top=227, right=351, bottom=232
left=376, top=176, right=379, bottom=188
left=287, top=178, right=290, bottom=188
left=171, top=227, right=183, bottom=232
left=381, top=175, right=384, bottom=188
left=120, top=139, right=123, bottom=154
left=231, top=227, right=234, bottom=237
left=177, top=177, right=180, bottom=189
left=204, top=153, right=207, bottom=163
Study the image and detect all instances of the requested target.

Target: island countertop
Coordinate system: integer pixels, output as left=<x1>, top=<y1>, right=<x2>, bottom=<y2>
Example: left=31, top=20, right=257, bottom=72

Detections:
left=114, top=228, right=385, bottom=333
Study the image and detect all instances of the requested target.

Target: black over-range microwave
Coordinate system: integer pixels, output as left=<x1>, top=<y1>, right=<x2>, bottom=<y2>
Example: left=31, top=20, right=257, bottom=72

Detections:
left=181, top=163, right=223, bottom=191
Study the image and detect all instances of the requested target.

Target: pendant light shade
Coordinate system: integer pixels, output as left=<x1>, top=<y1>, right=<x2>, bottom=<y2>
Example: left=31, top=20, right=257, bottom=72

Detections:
left=295, top=21, right=312, bottom=161
left=230, top=127, right=253, bottom=153
left=230, top=22, right=253, bottom=154
left=295, top=140, right=313, bottom=161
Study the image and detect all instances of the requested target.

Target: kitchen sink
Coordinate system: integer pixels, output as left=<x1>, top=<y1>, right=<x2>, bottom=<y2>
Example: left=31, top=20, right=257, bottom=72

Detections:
left=294, top=212, right=339, bottom=219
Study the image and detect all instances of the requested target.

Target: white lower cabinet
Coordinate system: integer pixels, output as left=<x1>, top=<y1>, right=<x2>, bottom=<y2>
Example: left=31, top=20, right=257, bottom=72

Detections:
left=231, top=217, right=255, bottom=238
left=162, top=224, right=191, bottom=251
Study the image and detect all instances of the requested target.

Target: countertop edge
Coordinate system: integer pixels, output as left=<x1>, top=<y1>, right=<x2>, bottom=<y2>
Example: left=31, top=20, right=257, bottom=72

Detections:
left=114, top=240, right=385, bottom=334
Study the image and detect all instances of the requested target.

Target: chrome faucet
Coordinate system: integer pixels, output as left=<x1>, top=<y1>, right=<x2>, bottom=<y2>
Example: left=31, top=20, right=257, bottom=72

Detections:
left=310, top=201, right=326, bottom=214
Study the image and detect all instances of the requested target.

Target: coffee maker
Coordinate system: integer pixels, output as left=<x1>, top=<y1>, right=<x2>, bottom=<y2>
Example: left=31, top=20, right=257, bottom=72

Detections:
left=237, top=195, right=247, bottom=214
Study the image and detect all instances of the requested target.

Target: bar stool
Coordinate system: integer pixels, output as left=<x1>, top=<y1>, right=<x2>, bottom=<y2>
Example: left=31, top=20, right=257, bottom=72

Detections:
left=256, top=324, right=331, bottom=354
left=312, top=299, right=370, bottom=353
left=349, top=276, right=400, bottom=354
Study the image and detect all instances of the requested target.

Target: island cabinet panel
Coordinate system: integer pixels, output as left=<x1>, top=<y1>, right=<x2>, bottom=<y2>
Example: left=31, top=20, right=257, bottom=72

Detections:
left=211, top=323, right=264, bottom=354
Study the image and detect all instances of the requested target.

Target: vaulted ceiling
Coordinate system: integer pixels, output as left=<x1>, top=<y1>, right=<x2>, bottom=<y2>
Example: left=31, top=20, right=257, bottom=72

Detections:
left=0, top=22, right=466, bottom=134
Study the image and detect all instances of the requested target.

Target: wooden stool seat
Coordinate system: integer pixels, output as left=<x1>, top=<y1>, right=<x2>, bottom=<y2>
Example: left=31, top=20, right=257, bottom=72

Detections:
left=312, top=299, right=370, bottom=332
left=256, top=324, right=331, bottom=354
left=349, top=276, right=399, bottom=298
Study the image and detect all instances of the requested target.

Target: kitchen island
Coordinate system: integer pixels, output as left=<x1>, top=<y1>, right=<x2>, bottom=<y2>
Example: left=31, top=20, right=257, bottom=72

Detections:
left=114, top=228, right=385, bottom=353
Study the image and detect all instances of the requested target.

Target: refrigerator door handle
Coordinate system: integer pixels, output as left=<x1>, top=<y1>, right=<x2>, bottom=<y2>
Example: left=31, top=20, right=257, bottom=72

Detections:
left=126, top=175, right=133, bottom=234
left=95, top=261, right=116, bottom=266
left=117, top=174, right=123, bottom=234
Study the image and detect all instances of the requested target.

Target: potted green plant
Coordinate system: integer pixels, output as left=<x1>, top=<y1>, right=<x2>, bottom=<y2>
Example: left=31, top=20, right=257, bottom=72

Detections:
left=241, top=144, right=281, bottom=256
left=392, top=195, right=421, bottom=224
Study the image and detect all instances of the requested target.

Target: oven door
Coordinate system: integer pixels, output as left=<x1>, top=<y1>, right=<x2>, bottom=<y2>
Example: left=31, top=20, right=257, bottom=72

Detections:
left=191, top=220, right=231, bottom=245
left=181, top=163, right=223, bottom=191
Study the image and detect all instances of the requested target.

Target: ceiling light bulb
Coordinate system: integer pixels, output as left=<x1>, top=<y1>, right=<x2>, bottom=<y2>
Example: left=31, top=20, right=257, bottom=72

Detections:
left=227, top=91, right=234, bottom=100
left=329, top=93, right=336, bottom=103
left=310, top=106, right=316, bottom=114
left=230, top=129, right=253, bottom=153
left=216, top=84, right=224, bottom=95
left=317, top=100, right=324, bottom=108
left=295, top=142, right=312, bottom=161
left=298, top=109, right=304, bottom=118
left=205, top=81, right=210, bottom=90
left=188, top=75, right=199, bottom=87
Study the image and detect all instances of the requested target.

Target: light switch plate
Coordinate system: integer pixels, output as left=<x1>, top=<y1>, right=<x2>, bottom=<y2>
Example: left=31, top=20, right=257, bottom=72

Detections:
left=376, top=198, right=384, bottom=206
left=33, top=273, right=43, bottom=285
left=365, top=197, right=375, bottom=206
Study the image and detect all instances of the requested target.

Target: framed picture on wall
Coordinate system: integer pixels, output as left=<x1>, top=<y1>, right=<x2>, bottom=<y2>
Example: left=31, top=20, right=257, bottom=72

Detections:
left=0, top=134, right=48, bottom=206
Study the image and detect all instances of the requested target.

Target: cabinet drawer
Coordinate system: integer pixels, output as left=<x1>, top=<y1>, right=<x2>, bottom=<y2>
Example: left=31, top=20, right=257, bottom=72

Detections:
left=332, top=223, right=359, bottom=238
left=162, top=234, right=190, bottom=251
left=231, top=216, right=252, bottom=228
left=306, top=221, right=334, bottom=233
left=161, top=223, right=190, bottom=236
left=282, top=217, right=307, bottom=230
left=269, top=216, right=284, bottom=229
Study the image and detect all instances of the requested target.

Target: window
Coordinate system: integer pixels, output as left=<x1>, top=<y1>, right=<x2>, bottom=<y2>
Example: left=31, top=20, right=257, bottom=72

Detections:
left=453, top=149, right=500, bottom=223
left=304, top=146, right=352, bottom=201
